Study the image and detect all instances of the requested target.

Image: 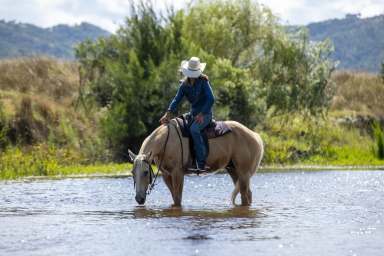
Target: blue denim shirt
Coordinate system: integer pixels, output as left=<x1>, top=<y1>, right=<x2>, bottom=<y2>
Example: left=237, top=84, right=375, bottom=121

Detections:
left=168, top=77, right=215, bottom=116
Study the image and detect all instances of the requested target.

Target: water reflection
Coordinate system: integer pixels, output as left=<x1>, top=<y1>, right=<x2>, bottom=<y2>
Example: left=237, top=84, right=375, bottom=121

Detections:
left=132, top=206, right=266, bottom=219
left=78, top=206, right=267, bottom=220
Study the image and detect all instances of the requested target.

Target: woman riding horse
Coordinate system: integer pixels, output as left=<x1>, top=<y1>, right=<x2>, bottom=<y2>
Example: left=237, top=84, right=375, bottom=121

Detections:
left=160, top=57, right=214, bottom=172
left=129, top=57, right=264, bottom=206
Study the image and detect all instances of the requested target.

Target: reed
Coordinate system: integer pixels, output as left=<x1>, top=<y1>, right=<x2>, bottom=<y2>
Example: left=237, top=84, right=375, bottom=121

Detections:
left=372, top=121, right=384, bottom=159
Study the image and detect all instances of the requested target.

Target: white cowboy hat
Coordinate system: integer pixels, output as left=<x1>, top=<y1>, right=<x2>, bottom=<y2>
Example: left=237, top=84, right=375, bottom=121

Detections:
left=180, top=57, right=206, bottom=78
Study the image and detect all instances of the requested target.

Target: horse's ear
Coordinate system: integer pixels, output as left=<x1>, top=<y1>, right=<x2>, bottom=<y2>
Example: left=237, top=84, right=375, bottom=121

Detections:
left=128, top=149, right=136, bottom=163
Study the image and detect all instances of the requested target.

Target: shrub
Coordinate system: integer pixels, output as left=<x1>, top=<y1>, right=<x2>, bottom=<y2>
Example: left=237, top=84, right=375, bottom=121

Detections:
left=372, top=121, right=384, bottom=159
left=76, top=0, right=335, bottom=158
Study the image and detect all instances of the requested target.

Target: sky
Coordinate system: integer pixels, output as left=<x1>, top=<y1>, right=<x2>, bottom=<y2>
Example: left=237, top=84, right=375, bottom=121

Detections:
left=0, top=0, right=383, bottom=32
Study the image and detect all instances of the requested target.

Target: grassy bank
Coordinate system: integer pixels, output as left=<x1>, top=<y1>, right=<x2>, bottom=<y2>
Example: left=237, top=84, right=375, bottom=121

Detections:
left=1, top=58, right=384, bottom=180
left=260, top=114, right=384, bottom=166
left=0, top=145, right=132, bottom=180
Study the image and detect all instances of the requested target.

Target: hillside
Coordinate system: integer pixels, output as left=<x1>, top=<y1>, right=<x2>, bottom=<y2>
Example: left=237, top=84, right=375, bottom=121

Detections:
left=0, top=20, right=110, bottom=59
left=1, top=14, right=384, bottom=71
left=0, top=57, right=104, bottom=160
left=307, top=14, right=384, bottom=72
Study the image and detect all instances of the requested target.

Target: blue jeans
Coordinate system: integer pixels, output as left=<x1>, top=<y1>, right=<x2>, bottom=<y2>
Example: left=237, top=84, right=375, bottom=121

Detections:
left=189, top=113, right=212, bottom=169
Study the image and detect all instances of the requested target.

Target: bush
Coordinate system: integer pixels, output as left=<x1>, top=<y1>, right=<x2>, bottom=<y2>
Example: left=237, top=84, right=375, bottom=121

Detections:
left=261, top=114, right=381, bottom=165
left=372, top=121, right=384, bottom=159
left=75, top=0, right=335, bottom=158
left=0, top=101, right=9, bottom=149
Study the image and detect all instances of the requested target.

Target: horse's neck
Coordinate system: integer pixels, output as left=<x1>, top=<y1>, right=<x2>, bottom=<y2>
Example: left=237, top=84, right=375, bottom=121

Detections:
left=139, top=125, right=168, bottom=159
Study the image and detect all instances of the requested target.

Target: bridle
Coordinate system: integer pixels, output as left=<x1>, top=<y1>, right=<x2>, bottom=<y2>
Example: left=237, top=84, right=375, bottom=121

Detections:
left=133, top=121, right=171, bottom=195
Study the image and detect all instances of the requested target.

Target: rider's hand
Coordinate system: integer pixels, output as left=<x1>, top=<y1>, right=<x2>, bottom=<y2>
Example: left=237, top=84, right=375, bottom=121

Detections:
left=160, top=111, right=172, bottom=124
left=195, top=113, right=204, bottom=124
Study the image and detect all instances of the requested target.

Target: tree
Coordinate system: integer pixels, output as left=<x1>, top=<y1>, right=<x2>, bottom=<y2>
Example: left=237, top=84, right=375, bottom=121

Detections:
left=76, top=2, right=187, bottom=157
left=75, top=0, right=335, bottom=158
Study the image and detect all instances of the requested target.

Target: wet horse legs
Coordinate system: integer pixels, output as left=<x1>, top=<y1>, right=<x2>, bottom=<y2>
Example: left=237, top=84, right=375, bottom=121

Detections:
left=239, top=177, right=252, bottom=206
left=171, top=170, right=184, bottom=207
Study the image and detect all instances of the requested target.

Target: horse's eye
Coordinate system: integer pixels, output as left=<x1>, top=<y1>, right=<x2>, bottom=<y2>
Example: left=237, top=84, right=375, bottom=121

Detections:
left=143, top=170, right=149, bottom=177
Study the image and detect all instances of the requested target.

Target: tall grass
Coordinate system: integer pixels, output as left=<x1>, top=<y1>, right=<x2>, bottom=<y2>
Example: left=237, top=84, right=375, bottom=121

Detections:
left=331, top=71, right=384, bottom=117
left=0, top=144, right=131, bottom=180
left=0, top=57, right=108, bottom=163
left=260, top=114, right=384, bottom=166
left=0, top=57, right=78, bottom=101
left=372, top=121, right=384, bottom=159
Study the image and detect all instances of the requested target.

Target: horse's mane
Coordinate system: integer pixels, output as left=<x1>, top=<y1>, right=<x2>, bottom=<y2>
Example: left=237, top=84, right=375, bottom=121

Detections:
left=138, top=125, right=167, bottom=157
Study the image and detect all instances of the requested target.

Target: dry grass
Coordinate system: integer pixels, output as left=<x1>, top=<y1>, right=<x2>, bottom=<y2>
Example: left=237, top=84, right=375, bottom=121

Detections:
left=0, top=57, right=101, bottom=153
left=0, top=57, right=79, bottom=104
left=331, top=71, right=384, bottom=118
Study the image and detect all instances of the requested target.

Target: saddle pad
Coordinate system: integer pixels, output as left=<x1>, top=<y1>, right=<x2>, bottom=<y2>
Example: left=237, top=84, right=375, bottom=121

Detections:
left=175, top=115, right=232, bottom=139
left=205, top=121, right=232, bottom=139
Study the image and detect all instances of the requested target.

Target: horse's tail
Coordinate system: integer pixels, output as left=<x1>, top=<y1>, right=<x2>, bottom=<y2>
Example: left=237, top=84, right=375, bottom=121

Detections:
left=231, top=181, right=240, bottom=205
left=253, top=132, right=264, bottom=173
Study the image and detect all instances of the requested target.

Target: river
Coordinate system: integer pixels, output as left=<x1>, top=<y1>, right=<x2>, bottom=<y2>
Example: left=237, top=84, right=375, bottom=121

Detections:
left=1, top=171, right=384, bottom=255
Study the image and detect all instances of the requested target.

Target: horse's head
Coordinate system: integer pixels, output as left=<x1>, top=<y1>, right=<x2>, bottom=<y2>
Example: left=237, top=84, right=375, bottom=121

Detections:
left=128, top=149, right=154, bottom=205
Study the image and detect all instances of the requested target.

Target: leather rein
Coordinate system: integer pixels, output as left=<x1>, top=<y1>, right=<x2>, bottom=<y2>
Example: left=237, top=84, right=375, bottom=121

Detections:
left=134, top=119, right=184, bottom=195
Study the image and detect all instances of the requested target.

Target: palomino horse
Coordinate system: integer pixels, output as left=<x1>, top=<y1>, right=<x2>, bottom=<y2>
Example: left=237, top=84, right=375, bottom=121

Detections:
left=128, top=119, right=264, bottom=206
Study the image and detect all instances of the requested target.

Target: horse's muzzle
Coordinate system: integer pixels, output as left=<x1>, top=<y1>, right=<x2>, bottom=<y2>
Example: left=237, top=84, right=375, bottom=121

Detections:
left=135, top=194, right=146, bottom=205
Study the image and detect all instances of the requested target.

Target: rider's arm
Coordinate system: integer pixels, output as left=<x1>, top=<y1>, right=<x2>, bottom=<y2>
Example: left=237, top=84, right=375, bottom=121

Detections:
left=200, top=80, right=215, bottom=115
left=167, top=84, right=185, bottom=113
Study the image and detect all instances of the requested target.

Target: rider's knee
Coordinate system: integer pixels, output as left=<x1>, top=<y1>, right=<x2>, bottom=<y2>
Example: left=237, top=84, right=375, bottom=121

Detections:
left=189, top=124, right=200, bottom=135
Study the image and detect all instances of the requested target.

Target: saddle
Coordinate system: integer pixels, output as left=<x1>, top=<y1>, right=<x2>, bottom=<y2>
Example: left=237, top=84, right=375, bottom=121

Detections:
left=174, top=114, right=232, bottom=160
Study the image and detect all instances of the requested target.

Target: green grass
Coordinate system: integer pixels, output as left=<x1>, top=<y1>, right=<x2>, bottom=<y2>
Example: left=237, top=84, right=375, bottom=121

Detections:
left=54, top=163, right=132, bottom=177
left=303, top=146, right=384, bottom=166
left=260, top=114, right=384, bottom=166
left=0, top=145, right=132, bottom=180
left=1, top=59, right=384, bottom=180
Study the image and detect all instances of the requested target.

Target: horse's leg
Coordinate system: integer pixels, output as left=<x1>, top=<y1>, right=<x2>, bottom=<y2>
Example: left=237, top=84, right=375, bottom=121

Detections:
left=239, top=176, right=252, bottom=206
left=227, top=166, right=239, bottom=205
left=226, top=166, right=238, bottom=184
left=171, top=170, right=184, bottom=207
left=162, top=174, right=174, bottom=201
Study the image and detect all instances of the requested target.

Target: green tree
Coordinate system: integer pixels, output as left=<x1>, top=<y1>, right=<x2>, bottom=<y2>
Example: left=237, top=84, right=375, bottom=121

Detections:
left=252, top=28, right=335, bottom=116
left=183, top=0, right=276, bottom=66
left=76, top=3, right=187, bottom=157
left=75, top=0, right=335, bottom=158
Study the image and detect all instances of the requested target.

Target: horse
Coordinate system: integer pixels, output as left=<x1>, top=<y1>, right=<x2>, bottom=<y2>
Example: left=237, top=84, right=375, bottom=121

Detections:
left=127, top=119, right=264, bottom=207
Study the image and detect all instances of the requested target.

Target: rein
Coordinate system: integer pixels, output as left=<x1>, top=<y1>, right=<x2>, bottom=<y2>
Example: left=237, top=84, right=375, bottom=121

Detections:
left=145, top=122, right=171, bottom=195
left=172, top=119, right=185, bottom=171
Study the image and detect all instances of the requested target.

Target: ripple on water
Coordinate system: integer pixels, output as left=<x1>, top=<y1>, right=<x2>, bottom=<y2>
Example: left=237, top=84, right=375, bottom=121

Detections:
left=1, top=171, right=384, bottom=256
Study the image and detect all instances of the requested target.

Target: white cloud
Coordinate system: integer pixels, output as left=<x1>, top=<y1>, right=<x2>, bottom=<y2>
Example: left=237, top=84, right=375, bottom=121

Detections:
left=0, top=0, right=383, bottom=32
left=258, top=0, right=384, bottom=25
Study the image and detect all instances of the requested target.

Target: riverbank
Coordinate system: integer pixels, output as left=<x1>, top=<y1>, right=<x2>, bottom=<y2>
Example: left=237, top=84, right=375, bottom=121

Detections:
left=1, top=58, right=384, bottom=181
left=2, top=163, right=384, bottom=181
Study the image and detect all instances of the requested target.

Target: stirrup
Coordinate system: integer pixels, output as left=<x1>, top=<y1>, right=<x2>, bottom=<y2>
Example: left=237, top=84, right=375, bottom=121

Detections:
left=186, top=166, right=211, bottom=176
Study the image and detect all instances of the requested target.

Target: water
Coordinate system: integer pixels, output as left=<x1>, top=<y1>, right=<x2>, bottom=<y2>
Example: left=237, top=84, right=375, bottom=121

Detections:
left=1, top=171, right=384, bottom=256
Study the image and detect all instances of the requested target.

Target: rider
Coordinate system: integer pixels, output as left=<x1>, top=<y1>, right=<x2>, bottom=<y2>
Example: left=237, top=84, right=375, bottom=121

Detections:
left=159, top=57, right=215, bottom=172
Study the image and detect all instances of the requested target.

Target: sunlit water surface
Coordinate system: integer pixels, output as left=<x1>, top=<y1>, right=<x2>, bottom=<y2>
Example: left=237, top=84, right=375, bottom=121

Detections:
left=1, top=171, right=384, bottom=256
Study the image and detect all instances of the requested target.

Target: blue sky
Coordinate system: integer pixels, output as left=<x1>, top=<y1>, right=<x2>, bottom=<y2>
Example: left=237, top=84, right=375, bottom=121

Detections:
left=0, top=0, right=383, bottom=32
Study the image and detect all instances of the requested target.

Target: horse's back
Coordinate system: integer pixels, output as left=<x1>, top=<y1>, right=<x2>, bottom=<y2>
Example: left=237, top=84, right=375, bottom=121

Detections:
left=207, top=120, right=264, bottom=172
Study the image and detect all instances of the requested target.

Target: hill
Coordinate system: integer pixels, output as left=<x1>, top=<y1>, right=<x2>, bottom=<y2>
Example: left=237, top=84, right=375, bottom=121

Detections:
left=306, top=14, right=384, bottom=72
left=0, top=20, right=110, bottom=59
left=1, top=14, right=384, bottom=72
